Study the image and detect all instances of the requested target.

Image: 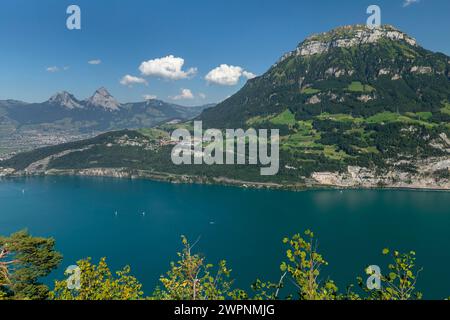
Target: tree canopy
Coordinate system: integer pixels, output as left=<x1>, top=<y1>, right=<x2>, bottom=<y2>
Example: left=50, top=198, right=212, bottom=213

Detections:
left=0, top=230, right=62, bottom=300
left=0, top=229, right=430, bottom=300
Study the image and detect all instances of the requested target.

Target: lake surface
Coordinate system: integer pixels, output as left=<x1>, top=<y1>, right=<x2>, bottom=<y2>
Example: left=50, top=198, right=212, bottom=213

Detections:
left=1, top=176, right=449, bottom=299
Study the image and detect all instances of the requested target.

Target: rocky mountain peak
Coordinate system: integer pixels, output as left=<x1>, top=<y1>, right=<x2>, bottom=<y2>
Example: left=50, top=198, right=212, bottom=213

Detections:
left=95, top=87, right=111, bottom=97
left=86, top=87, right=120, bottom=111
left=279, top=24, right=418, bottom=62
left=48, top=91, right=83, bottom=109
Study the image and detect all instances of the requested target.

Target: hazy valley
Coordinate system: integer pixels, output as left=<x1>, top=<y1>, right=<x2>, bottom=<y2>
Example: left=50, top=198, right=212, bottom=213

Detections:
left=0, top=88, right=212, bottom=158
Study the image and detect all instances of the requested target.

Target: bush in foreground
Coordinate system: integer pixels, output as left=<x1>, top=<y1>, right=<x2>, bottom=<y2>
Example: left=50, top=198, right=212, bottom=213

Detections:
left=0, top=230, right=427, bottom=300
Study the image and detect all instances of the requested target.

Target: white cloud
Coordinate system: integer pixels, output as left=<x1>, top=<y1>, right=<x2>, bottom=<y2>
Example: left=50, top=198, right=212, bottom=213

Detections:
left=205, top=65, right=242, bottom=86
left=242, top=71, right=257, bottom=80
left=403, top=0, right=420, bottom=7
left=199, top=93, right=207, bottom=99
left=120, top=74, right=148, bottom=87
left=46, top=66, right=69, bottom=73
left=171, top=88, right=194, bottom=100
left=205, top=64, right=257, bottom=86
left=88, top=59, right=102, bottom=65
left=143, top=94, right=157, bottom=100
left=139, top=55, right=197, bottom=80
left=46, top=66, right=60, bottom=73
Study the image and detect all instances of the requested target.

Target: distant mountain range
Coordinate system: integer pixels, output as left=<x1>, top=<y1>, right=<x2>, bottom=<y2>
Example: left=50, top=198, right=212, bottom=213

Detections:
left=0, top=88, right=214, bottom=156
left=2, top=25, right=449, bottom=190
left=1, top=87, right=212, bottom=130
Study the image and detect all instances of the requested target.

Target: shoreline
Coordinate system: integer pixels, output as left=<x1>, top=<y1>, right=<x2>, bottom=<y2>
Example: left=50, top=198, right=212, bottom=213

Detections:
left=2, top=167, right=449, bottom=192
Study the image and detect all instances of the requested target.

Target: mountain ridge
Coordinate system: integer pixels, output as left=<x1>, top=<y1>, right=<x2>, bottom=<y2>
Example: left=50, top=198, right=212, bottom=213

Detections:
left=48, top=91, right=83, bottom=109
left=0, top=88, right=214, bottom=156
left=84, top=87, right=121, bottom=111
left=200, top=24, right=450, bottom=128
left=1, top=87, right=212, bottom=122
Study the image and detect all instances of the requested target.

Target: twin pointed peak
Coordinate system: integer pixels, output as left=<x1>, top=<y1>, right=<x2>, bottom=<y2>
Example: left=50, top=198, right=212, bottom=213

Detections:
left=47, top=88, right=121, bottom=111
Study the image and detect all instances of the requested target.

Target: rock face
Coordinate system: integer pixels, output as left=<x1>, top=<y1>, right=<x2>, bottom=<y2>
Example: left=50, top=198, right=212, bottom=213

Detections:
left=306, top=95, right=321, bottom=104
left=312, top=157, right=450, bottom=190
left=325, top=67, right=352, bottom=78
left=48, top=91, right=83, bottom=109
left=410, top=66, right=433, bottom=74
left=281, top=25, right=417, bottom=60
left=357, top=94, right=373, bottom=102
left=0, top=167, right=15, bottom=176
left=85, top=87, right=121, bottom=111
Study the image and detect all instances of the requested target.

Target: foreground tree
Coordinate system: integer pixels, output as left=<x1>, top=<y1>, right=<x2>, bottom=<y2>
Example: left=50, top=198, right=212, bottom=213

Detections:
left=153, top=236, right=245, bottom=300
left=51, top=258, right=143, bottom=300
left=0, top=230, right=62, bottom=300
left=254, top=231, right=424, bottom=301
left=1, top=229, right=430, bottom=300
left=280, top=230, right=338, bottom=300
left=359, top=248, right=423, bottom=300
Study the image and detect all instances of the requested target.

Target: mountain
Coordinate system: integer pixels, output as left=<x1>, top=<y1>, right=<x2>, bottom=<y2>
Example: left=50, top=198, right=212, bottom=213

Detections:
left=48, top=91, right=83, bottom=109
left=84, top=87, right=121, bottom=111
left=3, top=87, right=210, bottom=125
left=1, top=25, right=449, bottom=190
left=0, top=99, right=28, bottom=108
left=0, top=88, right=213, bottom=156
left=200, top=24, right=450, bottom=128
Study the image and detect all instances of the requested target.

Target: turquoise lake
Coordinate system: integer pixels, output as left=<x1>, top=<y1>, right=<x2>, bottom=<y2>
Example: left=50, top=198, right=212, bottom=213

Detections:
left=1, top=176, right=449, bottom=299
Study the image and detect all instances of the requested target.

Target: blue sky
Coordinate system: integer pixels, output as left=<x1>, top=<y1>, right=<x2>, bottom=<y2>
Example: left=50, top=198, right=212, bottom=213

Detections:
left=0, top=0, right=449, bottom=105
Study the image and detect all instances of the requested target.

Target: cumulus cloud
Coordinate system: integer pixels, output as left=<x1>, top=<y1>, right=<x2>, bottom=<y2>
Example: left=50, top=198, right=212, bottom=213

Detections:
left=120, top=74, right=148, bottom=86
left=242, top=71, right=257, bottom=80
left=88, top=59, right=102, bottom=65
left=171, top=88, right=194, bottom=100
left=205, top=64, right=257, bottom=86
left=199, top=93, right=207, bottom=99
left=403, top=0, right=420, bottom=7
left=205, top=65, right=242, bottom=86
left=139, top=55, right=197, bottom=80
left=143, top=94, right=157, bottom=100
